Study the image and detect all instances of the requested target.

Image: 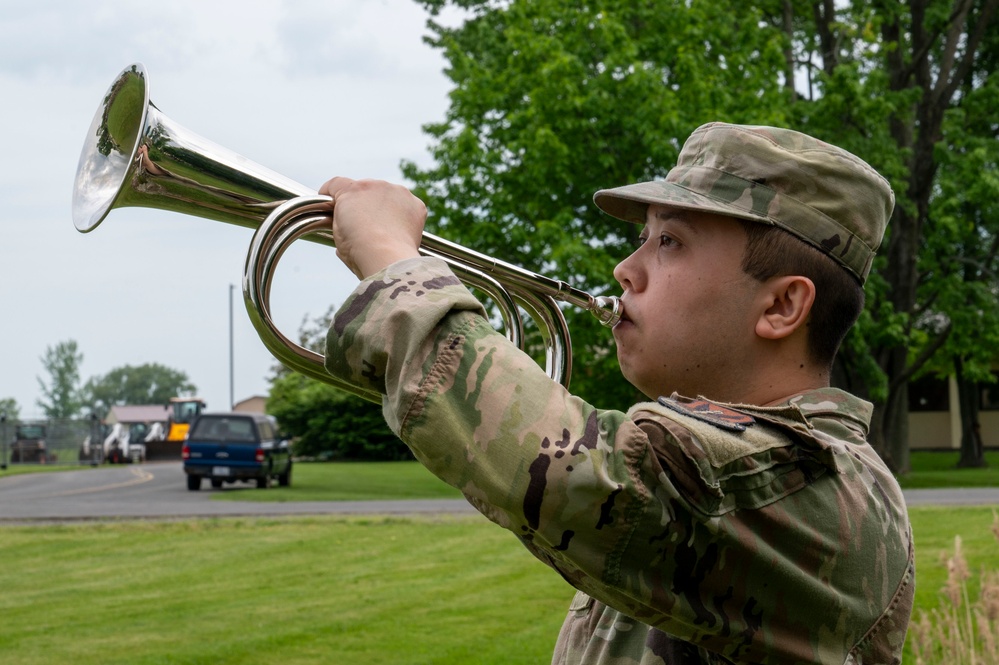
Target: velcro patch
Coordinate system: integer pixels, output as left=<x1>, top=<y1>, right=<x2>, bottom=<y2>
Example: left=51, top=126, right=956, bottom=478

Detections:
left=658, top=396, right=756, bottom=432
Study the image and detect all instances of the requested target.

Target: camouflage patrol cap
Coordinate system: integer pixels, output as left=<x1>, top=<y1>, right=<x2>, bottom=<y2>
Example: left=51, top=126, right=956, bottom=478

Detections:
left=593, top=122, right=894, bottom=283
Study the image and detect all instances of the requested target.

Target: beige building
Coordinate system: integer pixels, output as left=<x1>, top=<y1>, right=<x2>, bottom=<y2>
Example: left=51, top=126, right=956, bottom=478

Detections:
left=233, top=395, right=267, bottom=414
left=908, top=375, right=999, bottom=450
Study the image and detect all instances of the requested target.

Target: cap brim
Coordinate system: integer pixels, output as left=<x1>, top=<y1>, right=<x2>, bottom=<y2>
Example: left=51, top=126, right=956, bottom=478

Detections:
left=593, top=180, right=773, bottom=227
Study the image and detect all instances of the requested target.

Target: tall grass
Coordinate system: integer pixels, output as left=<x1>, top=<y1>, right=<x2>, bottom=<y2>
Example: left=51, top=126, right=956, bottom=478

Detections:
left=910, top=510, right=999, bottom=664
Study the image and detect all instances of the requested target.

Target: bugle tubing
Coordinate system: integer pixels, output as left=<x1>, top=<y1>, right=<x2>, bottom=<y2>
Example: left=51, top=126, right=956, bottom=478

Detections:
left=72, top=64, right=621, bottom=404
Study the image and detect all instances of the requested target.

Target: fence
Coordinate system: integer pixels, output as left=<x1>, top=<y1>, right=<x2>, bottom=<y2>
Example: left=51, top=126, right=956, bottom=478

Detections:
left=0, top=417, right=103, bottom=467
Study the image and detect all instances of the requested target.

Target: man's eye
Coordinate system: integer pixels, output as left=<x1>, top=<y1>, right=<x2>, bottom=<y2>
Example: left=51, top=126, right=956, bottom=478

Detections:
left=634, top=234, right=677, bottom=249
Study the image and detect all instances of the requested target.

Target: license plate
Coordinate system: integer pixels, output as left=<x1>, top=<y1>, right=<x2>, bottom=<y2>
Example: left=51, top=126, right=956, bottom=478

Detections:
left=212, top=466, right=231, bottom=476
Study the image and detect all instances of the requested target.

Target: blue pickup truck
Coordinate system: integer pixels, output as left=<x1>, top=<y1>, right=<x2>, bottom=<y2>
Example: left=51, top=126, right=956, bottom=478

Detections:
left=182, top=412, right=292, bottom=491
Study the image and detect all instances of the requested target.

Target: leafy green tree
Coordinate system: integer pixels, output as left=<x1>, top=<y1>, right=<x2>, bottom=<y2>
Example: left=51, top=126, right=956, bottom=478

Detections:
left=268, top=372, right=410, bottom=460
left=783, top=0, right=999, bottom=471
left=409, top=0, right=793, bottom=409
left=0, top=398, right=19, bottom=422
left=933, top=10, right=999, bottom=469
left=82, top=363, right=197, bottom=413
left=266, top=306, right=409, bottom=461
left=36, top=340, right=84, bottom=419
left=408, top=0, right=999, bottom=473
left=906, top=70, right=999, bottom=468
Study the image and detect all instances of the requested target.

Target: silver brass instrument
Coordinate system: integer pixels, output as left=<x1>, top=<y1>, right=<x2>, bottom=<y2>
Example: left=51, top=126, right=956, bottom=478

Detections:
left=72, top=63, right=621, bottom=404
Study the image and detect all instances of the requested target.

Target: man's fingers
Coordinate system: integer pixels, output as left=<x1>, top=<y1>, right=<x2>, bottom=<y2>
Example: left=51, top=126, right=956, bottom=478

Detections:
left=318, top=176, right=354, bottom=198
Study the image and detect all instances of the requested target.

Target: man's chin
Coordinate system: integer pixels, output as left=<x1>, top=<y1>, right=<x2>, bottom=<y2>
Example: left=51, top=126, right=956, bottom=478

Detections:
left=617, top=370, right=659, bottom=402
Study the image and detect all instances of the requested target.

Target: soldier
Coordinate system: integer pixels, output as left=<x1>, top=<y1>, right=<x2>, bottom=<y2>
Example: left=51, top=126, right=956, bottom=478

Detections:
left=320, top=122, right=914, bottom=664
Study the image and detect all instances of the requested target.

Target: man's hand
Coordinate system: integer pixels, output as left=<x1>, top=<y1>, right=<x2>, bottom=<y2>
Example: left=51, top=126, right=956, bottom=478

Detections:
left=319, top=177, right=425, bottom=280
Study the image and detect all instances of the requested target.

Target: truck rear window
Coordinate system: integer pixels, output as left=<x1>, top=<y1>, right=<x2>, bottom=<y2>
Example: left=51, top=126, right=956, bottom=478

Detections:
left=189, top=417, right=257, bottom=443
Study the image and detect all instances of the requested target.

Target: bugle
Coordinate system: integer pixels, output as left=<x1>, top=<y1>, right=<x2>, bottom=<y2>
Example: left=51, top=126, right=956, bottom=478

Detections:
left=72, top=63, right=621, bottom=404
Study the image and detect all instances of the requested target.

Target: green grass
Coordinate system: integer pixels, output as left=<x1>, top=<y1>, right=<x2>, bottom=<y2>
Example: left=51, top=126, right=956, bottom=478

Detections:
left=211, top=461, right=463, bottom=502
left=219, top=451, right=999, bottom=502
left=0, top=515, right=569, bottom=665
left=908, top=506, right=999, bottom=610
left=5, top=450, right=997, bottom=496
left=0, top=461, right=92, bottom=477
left=0, top=507, right=995, bottom=664
left=1, top=454, right=997, bottom=662
left=896, top=450, right=999, bottom=488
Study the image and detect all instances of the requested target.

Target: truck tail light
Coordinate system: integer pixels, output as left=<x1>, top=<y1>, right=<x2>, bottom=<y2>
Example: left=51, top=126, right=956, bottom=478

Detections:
left=255, top=447, right=265, bottom=463
left=182, top=444, right=190, bottom=460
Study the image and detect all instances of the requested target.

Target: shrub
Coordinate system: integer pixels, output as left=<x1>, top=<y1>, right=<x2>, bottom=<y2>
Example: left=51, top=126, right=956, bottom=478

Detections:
left=267, top=372, right=411, bottom=461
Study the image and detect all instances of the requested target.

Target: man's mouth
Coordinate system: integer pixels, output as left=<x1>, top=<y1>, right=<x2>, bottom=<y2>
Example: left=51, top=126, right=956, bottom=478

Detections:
left=617, top=299, right=631, bottom=322
left=613, top=302, right=633, bottom=330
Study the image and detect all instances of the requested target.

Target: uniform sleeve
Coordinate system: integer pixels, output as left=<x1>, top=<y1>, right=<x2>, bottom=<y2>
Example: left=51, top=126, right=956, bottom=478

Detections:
left=325, top=258, right=666, bottom=588
left=324, top=257, right=913, bottom=664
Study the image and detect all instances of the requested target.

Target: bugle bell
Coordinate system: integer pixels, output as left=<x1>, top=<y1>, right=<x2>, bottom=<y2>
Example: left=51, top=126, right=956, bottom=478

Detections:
left=72, top=63, right=621, bottom=404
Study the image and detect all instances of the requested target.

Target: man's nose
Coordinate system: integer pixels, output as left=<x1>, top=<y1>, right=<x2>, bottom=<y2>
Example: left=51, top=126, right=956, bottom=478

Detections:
left=613, top=251, right=642, bottom=292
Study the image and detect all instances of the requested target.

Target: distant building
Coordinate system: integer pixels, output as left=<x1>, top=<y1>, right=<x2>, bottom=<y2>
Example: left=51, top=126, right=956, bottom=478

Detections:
left=908, top=375, right=999, bottom=449
left=105, top=405, right=170, bottom=426
left=233, top=395, right=267, bottom=414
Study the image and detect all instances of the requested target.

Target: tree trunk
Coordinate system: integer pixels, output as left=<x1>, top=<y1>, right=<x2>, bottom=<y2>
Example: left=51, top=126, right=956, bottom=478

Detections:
left=888, top=393, right=911, bottom=474
left=955, top=359, right=987, bottom=468
left=812, top=0, right=838, bottom=74
left=781, top=0, right=798, bottom=102
left=872, top=351, right=912, bottom=475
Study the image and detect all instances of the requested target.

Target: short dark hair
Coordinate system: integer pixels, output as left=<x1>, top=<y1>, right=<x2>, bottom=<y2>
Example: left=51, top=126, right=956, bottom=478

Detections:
left=740, top=222, right=865, bottom=369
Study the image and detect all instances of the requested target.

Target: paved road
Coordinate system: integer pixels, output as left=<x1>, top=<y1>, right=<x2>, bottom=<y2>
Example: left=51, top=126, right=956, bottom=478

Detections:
left=901, top=487, right=999, bottom=506
left=0, top=463, right=994, bottom=522
left=0, top=463, right=475, bottom=522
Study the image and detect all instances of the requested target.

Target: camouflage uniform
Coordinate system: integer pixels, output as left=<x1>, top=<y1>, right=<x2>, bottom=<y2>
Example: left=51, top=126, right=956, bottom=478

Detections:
left=325, top=256, right=915, bottom=665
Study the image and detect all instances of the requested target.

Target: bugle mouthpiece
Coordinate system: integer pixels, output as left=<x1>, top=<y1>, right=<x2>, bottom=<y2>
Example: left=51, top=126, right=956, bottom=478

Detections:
left=591, top=296, right=622, bottom=328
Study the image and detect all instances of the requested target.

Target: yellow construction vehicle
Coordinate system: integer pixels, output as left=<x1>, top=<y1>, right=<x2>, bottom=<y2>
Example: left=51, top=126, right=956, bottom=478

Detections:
left=166, top=397, right=206, bottom=443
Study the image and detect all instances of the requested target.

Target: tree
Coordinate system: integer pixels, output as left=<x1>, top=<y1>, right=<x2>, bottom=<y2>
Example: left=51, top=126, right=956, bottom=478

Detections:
left=905, top=67, right=999, bottom=468
left=409, top=0, right=793, bottom=409
left=783, top=0, right=999, bottom=471
left=0, top=398, right=19, bottom=422
left=409, top=0, right=999, bottom=472
left=82, top=363, right=197, bottom=413
left=268, top=372, right=410, bottom=460
left=36, top=340, right=84, bottom=419
left=266, top=306, right=409, bottom=461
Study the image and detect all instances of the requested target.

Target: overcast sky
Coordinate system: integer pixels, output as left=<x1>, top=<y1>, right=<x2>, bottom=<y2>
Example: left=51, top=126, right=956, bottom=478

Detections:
left=1, top=0, right=462, bottom=418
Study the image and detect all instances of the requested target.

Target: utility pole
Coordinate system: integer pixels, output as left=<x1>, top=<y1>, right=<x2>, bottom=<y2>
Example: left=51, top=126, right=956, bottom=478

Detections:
left=229, top=283, right=235, bottom=410
left=1, top=411, right=7, bottom=470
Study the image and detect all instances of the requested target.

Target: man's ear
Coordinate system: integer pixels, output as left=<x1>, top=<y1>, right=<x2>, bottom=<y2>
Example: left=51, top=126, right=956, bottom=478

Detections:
left=755, top=275, right=816, bottom=341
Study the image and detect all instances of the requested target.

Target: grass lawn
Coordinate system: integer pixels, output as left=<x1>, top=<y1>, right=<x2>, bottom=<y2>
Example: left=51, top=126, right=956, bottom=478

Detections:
left=1, top=451, right=997, bottom=662
left=908, top=505, right=999, bottom=610
left=0, top=462, right=90, bottom=477
left=896, top=450, right=999, bottom=488
left=211, top=450, right=999, bottom=502
left=4, top=449, right=996, bottom=498
left=211, top=460, right=464, bottom=502
left=0, top=507, right=995, bottom=664
left=0, top=515, right=569, bottom=665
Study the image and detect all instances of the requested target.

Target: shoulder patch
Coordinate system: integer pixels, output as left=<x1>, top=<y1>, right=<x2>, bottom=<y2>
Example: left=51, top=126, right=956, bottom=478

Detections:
left=658, top=396, right=756, bottom=432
